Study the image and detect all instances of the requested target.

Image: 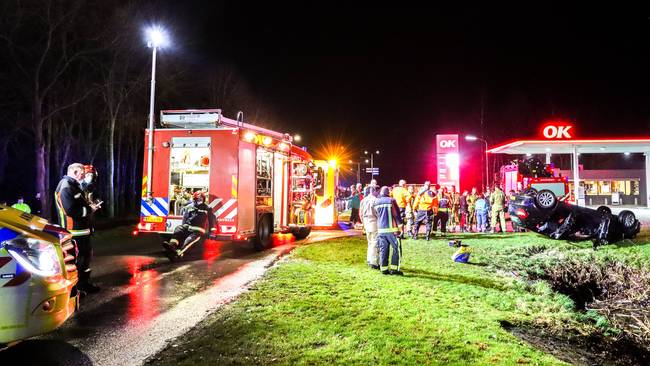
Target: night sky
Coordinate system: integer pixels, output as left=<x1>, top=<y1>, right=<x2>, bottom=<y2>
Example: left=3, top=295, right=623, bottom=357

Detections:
left=156, top=2, right=650, bottom=188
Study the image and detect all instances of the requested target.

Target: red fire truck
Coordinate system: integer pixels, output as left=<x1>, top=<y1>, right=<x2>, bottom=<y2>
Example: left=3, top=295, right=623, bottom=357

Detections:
left=500, top=158, right=570, bottom=200
left=135, top=109, right=324, bottom=250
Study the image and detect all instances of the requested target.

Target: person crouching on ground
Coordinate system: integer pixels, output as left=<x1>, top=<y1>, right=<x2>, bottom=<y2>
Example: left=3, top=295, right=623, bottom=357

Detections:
left=360, top=186, right=379, bottom=269
left=374, top=186, right=403, bottom=275
left=164, top=191, right=215, bottom=258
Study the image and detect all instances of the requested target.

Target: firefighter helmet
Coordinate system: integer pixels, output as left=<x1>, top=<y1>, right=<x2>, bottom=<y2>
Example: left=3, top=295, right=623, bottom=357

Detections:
left=193, top=191, right=206, bottom=201
left=83, top=165, right=97, bottom=176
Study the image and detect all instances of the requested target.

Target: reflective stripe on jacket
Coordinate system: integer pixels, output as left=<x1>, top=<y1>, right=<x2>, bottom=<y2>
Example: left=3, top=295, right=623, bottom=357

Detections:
left=374, top=196, right=402, bottom=234
left=55, top=176, right=91, bottom=236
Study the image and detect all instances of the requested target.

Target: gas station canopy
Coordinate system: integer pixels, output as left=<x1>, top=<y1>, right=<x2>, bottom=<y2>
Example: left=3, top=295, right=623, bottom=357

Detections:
left=485, top=122, right=650, bottom=207
left=487, top=139, right=650, bottom=154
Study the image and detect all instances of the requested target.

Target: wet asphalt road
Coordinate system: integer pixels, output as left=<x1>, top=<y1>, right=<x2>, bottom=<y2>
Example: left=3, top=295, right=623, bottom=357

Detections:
left=0, top=226, right=355, bottom=365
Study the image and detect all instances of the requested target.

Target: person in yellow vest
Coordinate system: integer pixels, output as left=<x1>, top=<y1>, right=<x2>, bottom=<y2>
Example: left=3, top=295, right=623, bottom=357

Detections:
left=466, top=187, right=478, bottom=232
left=392, top=179, right=411, bottom=239
left=411, top=181, right=435, bottom=240
left=11, top=196, right=31, bottom=214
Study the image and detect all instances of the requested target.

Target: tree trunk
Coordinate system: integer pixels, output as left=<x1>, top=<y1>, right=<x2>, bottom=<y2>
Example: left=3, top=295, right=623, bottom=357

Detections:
left=44, top=117, right=52, bottom=217
left=107, top=115, right=116, bottom=217
left=33, top=99, right=49, bottom=219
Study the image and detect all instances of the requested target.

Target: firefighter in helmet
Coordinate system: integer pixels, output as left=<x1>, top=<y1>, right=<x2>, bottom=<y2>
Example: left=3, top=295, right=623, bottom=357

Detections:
left=55, top=163, right=101, bottom=293
left=163, top=191, right=215, bottom=260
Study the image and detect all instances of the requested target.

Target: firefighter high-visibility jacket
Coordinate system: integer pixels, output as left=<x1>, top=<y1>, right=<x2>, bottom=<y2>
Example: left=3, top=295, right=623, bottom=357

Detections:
left=181, top=202, right=215, bottom=234
left=414, top=191, right=436, bottom=211
left=54, top=176, right=92, bottom=237
left=392, top=186, right=411, bottom=209
left=437, top=194, right=451, bottom=213
left=467, top=194, right=478, bottom=210
left=373, top=196, right=402, bottom=234
left=489, top=189, right=506, bottom=212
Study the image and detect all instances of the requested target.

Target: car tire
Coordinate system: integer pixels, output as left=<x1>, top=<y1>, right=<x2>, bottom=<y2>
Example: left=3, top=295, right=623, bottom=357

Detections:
left=252, top=215, right=273, bottom=251
left=292, top=227, right=311, bottom=240
left=618, top=210, right=639, bottom=238
left=596, top=206, right=612, bottom=218
left=535, top=189, right=557, bottom=210
left=523, top=188, right=537, bottom=196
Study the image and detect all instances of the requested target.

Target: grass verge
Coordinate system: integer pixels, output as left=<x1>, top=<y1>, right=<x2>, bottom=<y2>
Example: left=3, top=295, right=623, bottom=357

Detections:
left=149, top=232, right=650, bottom=365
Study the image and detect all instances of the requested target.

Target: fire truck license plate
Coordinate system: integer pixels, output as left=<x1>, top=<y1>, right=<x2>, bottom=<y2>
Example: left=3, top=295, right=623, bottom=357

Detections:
left=144, top=216, right=164, bottom=223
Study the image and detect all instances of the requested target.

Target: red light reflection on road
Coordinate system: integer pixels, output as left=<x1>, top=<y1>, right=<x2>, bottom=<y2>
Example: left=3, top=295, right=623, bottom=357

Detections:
left=203, top=239, right=223, bottom=265
left=272, top=233, right=295, bottom=247
left=126, top=256, right=160, bottom=325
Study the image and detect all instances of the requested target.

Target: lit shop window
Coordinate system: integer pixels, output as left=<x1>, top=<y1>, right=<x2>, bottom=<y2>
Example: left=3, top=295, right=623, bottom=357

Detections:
left=580, top=180, right=640, bottom=196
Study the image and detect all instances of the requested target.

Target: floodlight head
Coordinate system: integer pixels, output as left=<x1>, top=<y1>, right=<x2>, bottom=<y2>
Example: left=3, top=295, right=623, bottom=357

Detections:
left=146, top=25, right=169, bottom=48
left=465, top=135, right=478, bottom=141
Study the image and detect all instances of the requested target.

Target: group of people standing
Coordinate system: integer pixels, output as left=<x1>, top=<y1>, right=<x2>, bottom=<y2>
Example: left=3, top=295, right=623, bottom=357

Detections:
left=401, top=183, right=511, bottom=237
left=354, top=179, right=515, bottom=273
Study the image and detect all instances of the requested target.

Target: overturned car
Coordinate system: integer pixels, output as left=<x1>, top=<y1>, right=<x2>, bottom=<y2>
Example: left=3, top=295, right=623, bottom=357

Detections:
left=508, top=189, right=641, bottom=248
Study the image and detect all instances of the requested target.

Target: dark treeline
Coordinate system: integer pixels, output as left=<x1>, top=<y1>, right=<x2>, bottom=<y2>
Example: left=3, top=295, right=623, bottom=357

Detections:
left=0, top=0, right=269, bottom=220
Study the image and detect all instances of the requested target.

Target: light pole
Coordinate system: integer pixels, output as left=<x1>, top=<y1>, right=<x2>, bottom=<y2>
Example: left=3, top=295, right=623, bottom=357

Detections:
left=348, top=159, right=361, bottom=184
left=145, top=25, right=169, bottom=198
left=364, top=150, right=380, bottom=179
left=465, top=135, right=489, bottom=188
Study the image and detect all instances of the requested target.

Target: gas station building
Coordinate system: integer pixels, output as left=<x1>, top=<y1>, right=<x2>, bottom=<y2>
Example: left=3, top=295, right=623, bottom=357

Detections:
left=487, top=124, right=650, bottom=207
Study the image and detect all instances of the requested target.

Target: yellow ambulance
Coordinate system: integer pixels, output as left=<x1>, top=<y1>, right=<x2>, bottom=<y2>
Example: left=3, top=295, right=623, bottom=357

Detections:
left=0, top=205, right=79, bottom=346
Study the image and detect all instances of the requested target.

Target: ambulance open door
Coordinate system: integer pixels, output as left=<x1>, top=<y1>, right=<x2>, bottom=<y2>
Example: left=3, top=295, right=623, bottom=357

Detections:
left=313, top=160, right=338, bottom=228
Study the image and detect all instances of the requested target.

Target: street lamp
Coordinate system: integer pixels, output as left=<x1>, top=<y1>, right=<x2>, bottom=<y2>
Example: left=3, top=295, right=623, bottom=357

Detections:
left=144, top=25, right=169, bottom=198
left=465, top=135, right=489, bottom=188
left=293, top=134, right=302, bottom=143
left=364, top=150, right=380, bottom=178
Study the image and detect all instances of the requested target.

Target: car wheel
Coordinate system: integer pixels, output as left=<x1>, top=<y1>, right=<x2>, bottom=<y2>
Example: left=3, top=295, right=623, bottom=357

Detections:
left=618, top=210, right=639, bottom=237
left=523, top=188, right=537, bottom=196
left=535, top=189, right=557, bottom=210
left=252, top=215, right=273, bottom=251
left=597, top=206, right=612, bottom=218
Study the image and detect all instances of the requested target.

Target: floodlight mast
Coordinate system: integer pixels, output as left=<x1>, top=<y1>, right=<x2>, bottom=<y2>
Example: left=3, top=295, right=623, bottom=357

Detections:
left=145, top=26, right=169, bottom=198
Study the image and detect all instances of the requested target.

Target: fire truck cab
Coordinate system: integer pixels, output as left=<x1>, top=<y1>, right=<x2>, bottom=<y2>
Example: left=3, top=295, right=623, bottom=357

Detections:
left=500, top=158, right=570, bottom=200
left=136, top=109, right=324, bottom=250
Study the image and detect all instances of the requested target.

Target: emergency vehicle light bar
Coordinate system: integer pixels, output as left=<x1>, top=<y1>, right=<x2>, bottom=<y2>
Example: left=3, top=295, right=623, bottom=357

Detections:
left=160, top=109, right=290, bottom=141
left=160, top=109, right=222, bottom=128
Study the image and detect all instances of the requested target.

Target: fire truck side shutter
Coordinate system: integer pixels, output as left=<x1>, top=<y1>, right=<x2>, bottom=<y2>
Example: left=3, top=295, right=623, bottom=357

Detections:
left=238, top=142, right=256, bottom=233
left=272, top=152, right=288, bottom=229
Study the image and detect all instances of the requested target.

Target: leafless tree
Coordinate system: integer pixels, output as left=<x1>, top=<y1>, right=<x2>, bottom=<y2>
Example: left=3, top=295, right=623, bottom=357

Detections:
left=0, top=0, right=97, bottom=218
